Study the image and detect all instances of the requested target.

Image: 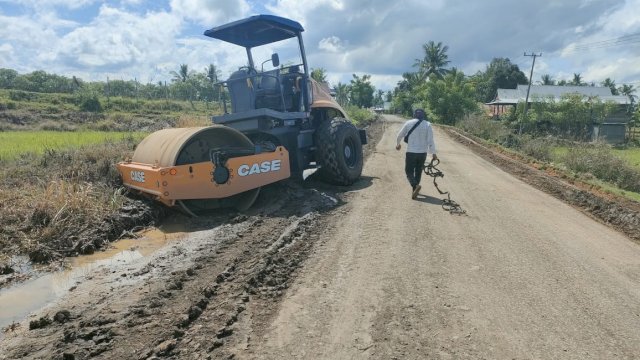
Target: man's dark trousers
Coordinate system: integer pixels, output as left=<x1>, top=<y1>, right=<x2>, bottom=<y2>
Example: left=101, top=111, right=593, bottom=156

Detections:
left=405, top=152, right=427, bottom=189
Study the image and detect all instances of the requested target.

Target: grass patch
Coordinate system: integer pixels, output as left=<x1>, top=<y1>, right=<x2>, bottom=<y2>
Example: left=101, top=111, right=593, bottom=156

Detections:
left=345, top=105, right=379, bottom=127
left=561, top=145, right=640, bottom=193
left=0, top=131, right=146, bottom=161
left=613, top=147, right=640, bottom=167
left=0, top=138, right=158, bottom=263
left=580, top=177, right=640, bottom=203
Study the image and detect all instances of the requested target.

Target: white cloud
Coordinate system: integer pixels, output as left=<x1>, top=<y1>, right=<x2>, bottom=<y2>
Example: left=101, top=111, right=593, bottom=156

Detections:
left=0, top=43, right=15, bottom=65
left=0, top=0, right=639, bottom=91
left=1, top=0, right=97, bottom=10
left=265, top=0, right=345, bottom=23
left=0, top=14, right=62, bottom=72
left=170, top=0, right=250, bottom=26
left=318, top=36, right=345, bottom=53
left=558, top=0, right=640, bottom=84
left=51, top=5, right=182, bottom=79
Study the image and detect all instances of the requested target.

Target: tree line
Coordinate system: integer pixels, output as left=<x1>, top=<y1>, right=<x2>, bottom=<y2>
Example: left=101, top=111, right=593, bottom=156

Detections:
left=0, top=65, right=392, bottom=110
left=310, top=68, right=388, bottom=109
left=391, top=40, right=638, bottom=130
left=0, top=64, right=223, bottom=103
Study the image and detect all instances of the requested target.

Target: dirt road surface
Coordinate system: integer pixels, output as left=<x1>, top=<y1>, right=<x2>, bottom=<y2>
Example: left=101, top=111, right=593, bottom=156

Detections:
left=2, top=114, right=640, bottom=359
left=250, top=115, right=640, bottom=359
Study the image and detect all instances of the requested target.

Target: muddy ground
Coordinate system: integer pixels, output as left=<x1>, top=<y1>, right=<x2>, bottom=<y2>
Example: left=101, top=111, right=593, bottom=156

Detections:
left=2, top=117, right=640, bottom=359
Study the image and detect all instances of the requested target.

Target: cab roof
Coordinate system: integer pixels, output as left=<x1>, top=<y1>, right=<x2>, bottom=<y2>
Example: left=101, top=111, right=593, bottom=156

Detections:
left=204, top=15, right=304, bottom=48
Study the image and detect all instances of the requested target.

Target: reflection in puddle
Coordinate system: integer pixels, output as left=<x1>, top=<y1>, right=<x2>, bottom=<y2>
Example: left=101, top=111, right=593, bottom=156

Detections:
left=0, top=225, right=185, bottom=330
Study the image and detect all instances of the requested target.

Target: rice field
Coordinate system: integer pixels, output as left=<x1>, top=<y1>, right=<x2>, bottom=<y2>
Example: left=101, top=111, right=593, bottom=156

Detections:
left=0, top=131, right=146, bottom=160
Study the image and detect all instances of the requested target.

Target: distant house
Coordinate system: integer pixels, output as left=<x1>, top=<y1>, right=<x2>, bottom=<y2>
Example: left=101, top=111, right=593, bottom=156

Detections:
left=486, top=85, right=632, bottom=143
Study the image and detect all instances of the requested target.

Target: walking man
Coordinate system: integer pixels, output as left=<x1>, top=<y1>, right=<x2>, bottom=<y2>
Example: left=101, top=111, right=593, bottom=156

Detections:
left=395, top=109, right=438, bottom=199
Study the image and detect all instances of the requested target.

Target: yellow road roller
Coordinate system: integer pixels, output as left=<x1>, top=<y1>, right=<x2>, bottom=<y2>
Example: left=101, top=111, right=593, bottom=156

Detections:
left=118, top=15, right=366, bottom=214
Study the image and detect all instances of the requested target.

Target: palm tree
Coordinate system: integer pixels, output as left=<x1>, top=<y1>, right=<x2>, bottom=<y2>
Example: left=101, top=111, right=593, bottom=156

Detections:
left=571, top=73, right=584, bottom=86
left=171, top=64, right=191, bottom=83
left=311, top=68, right=327, bottom=83
left=618, top=84, right=637, bottom=105
left=205, top=64, right=220, bottom=84
left=601, top=78, right=618, bottom=95
left=398, top=72, right=422, bottom=92
left=335, top=82, right=350, bottom=107
left=618, top=84, right=636, bottom=97
left=413, top=41, right=450, bottom=80
left=539, top=74, right=554, bottom=85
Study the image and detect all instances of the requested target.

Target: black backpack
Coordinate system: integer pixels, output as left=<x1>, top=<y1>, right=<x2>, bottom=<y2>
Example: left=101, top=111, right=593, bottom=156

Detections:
left=403, top=118, right=424, bottom=143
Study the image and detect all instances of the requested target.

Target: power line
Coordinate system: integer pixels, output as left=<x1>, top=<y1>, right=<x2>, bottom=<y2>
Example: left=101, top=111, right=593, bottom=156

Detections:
left=562, top=32, right=640, bottom=54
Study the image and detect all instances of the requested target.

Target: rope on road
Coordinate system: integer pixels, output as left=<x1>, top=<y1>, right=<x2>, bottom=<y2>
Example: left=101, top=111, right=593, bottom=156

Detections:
left=423, top=159, right=466, bottom=215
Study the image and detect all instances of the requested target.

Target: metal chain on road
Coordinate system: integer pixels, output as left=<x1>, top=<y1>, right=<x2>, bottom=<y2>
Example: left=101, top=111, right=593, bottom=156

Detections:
left=423, top=159, right=467, bottom=215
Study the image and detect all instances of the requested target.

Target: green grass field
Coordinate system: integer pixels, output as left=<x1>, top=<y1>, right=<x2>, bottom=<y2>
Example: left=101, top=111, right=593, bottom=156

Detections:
left=0, top=131, right=146, bottom=160
left=613, top=148, right=640, bottom=167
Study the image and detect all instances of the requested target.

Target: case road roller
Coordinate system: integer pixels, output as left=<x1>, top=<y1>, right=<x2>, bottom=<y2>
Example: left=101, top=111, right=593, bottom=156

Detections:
left=117, top=15, right=367, bottom=215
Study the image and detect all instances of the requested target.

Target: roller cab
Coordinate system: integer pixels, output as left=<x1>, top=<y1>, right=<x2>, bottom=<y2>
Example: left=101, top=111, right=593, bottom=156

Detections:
left=117, top=125, right=290, bottom=215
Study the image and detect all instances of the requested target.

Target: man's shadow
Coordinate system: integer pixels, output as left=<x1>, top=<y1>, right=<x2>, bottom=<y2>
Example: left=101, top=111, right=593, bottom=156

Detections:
left=413, top=193, right=443, bottom=205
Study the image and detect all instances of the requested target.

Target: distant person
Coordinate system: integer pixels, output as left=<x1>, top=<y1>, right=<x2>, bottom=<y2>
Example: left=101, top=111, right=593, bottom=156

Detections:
left=395, top=109, right=438, bottom=199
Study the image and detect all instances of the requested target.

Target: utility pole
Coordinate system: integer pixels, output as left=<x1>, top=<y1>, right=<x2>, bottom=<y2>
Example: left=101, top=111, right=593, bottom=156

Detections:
left=522, top=52, right=542, bottom=134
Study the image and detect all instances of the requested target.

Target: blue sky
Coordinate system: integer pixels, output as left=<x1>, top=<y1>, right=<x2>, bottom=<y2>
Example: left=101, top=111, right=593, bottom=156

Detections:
left=0, top=0, right=639, bottom=92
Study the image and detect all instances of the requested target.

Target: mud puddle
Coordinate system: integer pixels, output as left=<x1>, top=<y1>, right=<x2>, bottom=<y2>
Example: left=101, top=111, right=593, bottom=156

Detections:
left=0, top=222, right=186, bottom=332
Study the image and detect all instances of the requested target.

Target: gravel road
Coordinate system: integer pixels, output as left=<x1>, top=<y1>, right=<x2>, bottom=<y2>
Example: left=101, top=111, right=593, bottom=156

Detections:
left=251, top=114, right=640, bottom=359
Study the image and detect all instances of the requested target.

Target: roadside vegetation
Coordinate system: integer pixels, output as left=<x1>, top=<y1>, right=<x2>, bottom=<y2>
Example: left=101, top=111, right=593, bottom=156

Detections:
left=458, top=114, right=640, bottom=200
left=0, top=137, right=157, bottom=265
left=345, top=105, right=378, bottom=127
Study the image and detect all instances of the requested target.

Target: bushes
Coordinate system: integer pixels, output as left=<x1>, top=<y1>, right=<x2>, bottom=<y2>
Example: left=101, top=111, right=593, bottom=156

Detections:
left=562, top=145, right=640, bottom=192
left=458, top=113, right=511, bottom=144
left=345, top=105, right=378, bottom=126
left=518, top=136, right=555, bottom=162
left=37, top=120, right=77, bottom=132
left=9, top=90, right=37, bottom=102
left=456, top=113, right=640, bottom=193
left=0, top=101, right=16, bottom=110
left=75, top=91, right=102, bottom=112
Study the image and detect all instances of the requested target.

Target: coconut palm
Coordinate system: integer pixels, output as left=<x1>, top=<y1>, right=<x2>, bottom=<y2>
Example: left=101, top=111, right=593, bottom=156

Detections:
left=397, top=72, right=422, bottom=92
left=618, top=84, right=637, bottom=105
left=601, top=78, right=618, bottom=95
left=171, top=64, right=191, bottom=83
left=335, top=82, right=350, bottom=107
left=618, top=84, right=636, bottom=97
left=311, top=68, right=327, bottom=83
left=539, top=74, right=554, bottom=85
left=571, top=73, right=584, bottom=86
left=413, top=41, right=450, bottom=80
left=205, top=64, right=220, bottom=84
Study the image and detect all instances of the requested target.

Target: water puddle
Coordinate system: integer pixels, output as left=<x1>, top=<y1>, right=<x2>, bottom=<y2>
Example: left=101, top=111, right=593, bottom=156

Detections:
left=0, top=223, right=186, bottom=331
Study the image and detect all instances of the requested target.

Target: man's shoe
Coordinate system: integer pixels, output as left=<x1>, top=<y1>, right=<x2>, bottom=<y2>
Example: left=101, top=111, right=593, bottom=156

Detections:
left=412, top=184, right=421, bottom=199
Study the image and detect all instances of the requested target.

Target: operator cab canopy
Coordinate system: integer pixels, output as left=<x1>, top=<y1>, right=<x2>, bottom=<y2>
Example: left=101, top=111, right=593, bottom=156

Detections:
left=204, top=14, right=304, bottom=48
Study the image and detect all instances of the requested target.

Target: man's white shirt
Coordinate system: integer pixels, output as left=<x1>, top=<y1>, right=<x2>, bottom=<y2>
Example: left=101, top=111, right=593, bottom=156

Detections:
left=396, top=118, right=437, bottom=154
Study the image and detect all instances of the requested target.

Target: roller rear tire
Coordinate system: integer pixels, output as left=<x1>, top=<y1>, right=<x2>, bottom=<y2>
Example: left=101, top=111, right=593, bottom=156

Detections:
left=315, top=117, right=363, bottom=185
